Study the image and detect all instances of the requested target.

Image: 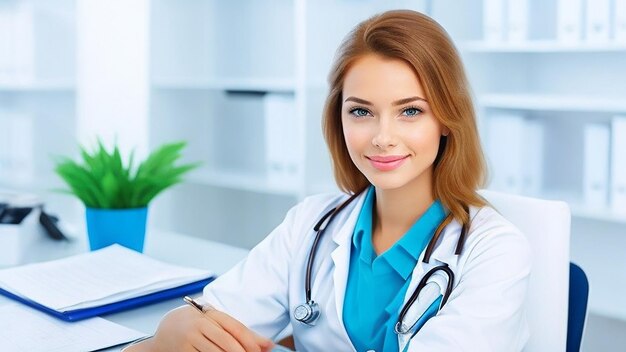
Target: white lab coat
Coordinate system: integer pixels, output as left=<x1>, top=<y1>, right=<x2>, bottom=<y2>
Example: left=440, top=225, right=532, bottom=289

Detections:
left=201, top=192, right=532, bottom=352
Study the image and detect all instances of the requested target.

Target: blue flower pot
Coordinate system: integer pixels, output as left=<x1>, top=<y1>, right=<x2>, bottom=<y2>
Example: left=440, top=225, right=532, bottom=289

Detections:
left=85, top=207, right=148, bottom=252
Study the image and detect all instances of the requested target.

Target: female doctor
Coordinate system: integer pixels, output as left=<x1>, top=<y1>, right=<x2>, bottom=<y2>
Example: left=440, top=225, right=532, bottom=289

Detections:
left=128, top=9, right=532, bottom=352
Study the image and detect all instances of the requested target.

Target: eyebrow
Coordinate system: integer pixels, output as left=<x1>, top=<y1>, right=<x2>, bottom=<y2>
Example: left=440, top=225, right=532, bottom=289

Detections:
left=343, top=96, right=428, bottom=106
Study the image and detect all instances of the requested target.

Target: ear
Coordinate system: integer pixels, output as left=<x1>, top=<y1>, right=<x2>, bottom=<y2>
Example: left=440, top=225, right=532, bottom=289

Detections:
left=442, top=127, right=450, bottom=137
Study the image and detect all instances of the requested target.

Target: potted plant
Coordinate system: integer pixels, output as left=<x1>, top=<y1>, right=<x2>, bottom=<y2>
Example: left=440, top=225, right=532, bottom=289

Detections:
left=55, top=140, right=198, bottom=252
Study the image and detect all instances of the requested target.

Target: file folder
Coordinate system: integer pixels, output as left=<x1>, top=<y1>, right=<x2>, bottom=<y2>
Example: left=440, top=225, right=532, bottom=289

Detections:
left=0, top=245, right=217, bottom=322
left=0, top=276, right=215, bottom=322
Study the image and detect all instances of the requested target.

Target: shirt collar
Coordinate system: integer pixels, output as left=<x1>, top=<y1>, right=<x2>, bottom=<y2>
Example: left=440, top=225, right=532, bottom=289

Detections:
left=351, top=186, right=448, bottom=279
left=352, top=186, right=376, bottom=263
left=385, top=199, right=446, bottom=279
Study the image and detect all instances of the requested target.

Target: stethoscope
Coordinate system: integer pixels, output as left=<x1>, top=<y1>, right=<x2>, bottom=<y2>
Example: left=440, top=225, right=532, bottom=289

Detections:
left=293, top=189, right=469, bottom=337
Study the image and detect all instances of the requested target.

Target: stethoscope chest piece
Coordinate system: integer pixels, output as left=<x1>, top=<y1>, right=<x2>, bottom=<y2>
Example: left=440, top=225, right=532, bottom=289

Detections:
left=294, top=301, right=320, bottom=325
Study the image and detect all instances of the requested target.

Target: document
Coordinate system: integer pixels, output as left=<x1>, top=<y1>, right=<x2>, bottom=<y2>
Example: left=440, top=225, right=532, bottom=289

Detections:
left=0, top=304, right=145, bottom=352
left=0, top=244, right=213, bottom=313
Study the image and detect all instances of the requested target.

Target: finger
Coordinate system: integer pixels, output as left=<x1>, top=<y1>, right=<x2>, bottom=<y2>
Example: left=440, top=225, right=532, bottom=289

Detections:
left=258, top=339, right=275, bottom=352
left=190, top=330, right=226, bottom=352
left=208, top=310, right=271, bottom=352
left=198, top=317, right=246, bottom=352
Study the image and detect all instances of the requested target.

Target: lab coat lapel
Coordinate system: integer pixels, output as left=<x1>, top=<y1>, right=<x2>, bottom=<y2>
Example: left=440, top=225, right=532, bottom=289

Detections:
left=328, top=192, right=366, bottom=348
left=397, top=218, right=462, bottom=351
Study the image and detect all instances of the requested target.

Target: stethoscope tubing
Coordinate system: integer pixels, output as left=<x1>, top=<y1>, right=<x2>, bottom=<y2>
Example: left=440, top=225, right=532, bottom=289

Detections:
left=298, top=189, right=469, bottom=331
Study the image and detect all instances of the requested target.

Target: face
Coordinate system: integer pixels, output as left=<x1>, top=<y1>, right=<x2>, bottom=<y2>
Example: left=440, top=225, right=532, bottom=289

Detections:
left=341, top=54, right=448, bottom=192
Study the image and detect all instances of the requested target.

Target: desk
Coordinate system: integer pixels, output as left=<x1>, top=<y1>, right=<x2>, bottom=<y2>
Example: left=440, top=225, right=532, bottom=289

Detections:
left=0, top=230, right=249, bottom=351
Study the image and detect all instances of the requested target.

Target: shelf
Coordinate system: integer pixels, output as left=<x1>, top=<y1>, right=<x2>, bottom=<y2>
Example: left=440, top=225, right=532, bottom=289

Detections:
left=185, top=170, right=299, bottom=197
left=464, top=40, right=626, bottom=53
left=0, top=79, right=75, bottom=92
left=151, top=77, right=296, bottom=93
left=0, top=176, right=62, bottom=194
left=478, top=93, right=626, bottom=113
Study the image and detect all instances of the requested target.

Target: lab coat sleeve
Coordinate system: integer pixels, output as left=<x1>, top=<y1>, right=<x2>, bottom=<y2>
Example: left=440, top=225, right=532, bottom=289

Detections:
left=197, top=200, right=308, bottom=341
left=406, top=228, right=532, bottom=352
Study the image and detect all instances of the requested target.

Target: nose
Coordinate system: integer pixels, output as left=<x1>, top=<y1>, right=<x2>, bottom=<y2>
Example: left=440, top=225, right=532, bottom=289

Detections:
left=371, top=118, right=397, bottom=149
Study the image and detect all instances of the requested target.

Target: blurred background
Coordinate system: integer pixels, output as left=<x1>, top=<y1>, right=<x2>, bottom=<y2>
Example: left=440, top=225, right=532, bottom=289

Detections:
left=0, top=0, right=624, bottom=349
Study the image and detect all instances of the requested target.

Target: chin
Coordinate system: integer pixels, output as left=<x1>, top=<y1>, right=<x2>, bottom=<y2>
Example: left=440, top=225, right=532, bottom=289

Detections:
left=364, top=174, right=413, bottom=191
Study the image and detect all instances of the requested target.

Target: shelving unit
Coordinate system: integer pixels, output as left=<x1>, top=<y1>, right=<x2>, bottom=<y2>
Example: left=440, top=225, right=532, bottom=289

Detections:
left=444, top=0, right=626, bottom=321
left=465, top=40, right=626, bottom=52
left=186, top=170, right=300, bottom=198
left=0, top=0, right=78, bottom=222
left=147, top=0, right=425, bottom=247
left=478, top=93, right=626, bottom=113
left=151, top=78, right=296, bottom=93
left=0, top=79, right=74, bottom=91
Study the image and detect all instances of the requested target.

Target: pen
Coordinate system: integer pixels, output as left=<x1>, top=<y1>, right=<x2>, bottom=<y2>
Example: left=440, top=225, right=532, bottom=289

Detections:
left=183, top=295, right=211, bottom=314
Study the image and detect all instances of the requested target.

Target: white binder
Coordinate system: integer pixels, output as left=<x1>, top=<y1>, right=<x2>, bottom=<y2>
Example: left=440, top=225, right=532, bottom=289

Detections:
left=486, top=112, right=525, bottom=194
left=523, top=119, right=544, bottom=196
left=585, top=0, right=611, bottom=43
left=0, top=3, right=15, bottom=81
left=615, top=0, right=626, bottom=43
left=611, top=116, right=626, bottom=215
left=507, top=0, right=529, bottom=42
left=557, top=0, right=584, bottom=42
left=483, top=0, right=506, bottom=42
left=0, top=112, right=34, bottom=186
left=583, top=123, right=611, bottom=208
left=264, top=93, right=298, bottom=187
left=13, top=1, right=35, bottom=83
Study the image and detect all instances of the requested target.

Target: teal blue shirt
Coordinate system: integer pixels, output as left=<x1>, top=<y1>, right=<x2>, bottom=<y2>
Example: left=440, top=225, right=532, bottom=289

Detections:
left=342, top=186, right=446, bottom=352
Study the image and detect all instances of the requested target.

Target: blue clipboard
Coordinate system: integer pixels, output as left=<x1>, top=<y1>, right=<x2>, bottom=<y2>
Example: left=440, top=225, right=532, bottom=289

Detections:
left=0, top=276, right=215, bottom=322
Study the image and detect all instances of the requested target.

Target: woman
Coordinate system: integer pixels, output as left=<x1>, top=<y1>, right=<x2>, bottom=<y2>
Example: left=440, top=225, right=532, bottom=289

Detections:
left=128, top=9, right=531, bottom=352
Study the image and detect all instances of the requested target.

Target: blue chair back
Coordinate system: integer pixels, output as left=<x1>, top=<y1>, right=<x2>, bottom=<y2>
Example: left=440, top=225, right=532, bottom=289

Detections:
left=567, top=262, right=589, bottom=352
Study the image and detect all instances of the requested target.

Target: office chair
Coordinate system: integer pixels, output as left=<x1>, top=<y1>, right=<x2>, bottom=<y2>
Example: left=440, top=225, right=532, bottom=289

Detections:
left=479, top=190, right=571, bottom=352
left=567, top=262, right=589, bottom=352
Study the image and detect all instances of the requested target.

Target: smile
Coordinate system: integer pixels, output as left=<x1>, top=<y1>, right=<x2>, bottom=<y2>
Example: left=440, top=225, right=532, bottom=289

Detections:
left=366, top=155, right=409, bottom=171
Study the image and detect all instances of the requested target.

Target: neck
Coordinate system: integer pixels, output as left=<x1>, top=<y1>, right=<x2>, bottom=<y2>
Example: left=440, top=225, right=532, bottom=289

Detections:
left=372, top=167, right=435, bottom=244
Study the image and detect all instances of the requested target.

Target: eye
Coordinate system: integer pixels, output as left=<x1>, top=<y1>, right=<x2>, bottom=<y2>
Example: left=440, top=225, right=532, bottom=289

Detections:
left=402, top=106, right=423, bottom=117
left=348, top=107, right=371, bottom=118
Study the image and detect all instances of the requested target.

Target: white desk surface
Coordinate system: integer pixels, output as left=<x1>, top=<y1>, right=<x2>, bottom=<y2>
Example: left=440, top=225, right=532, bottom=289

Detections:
left=0, top=229, right=250, bottom=351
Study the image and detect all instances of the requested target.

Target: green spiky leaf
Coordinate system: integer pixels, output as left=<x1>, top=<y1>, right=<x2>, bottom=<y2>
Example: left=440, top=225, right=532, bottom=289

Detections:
left=54, top=140, right=199, bottom=209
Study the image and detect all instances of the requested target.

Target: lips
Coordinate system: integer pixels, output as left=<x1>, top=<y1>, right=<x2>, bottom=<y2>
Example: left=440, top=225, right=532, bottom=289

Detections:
left=366, top=155, right=409, bottom=171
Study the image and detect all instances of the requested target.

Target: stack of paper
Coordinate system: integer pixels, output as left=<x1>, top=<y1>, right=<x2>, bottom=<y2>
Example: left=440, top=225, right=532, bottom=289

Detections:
left=0, top=244, right=214, bottom=321
left=0, top=304, right=145, bottom=352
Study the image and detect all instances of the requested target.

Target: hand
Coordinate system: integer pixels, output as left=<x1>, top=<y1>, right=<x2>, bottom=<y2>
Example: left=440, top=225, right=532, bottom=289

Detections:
left=126, top=305, right=274, bottom=352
